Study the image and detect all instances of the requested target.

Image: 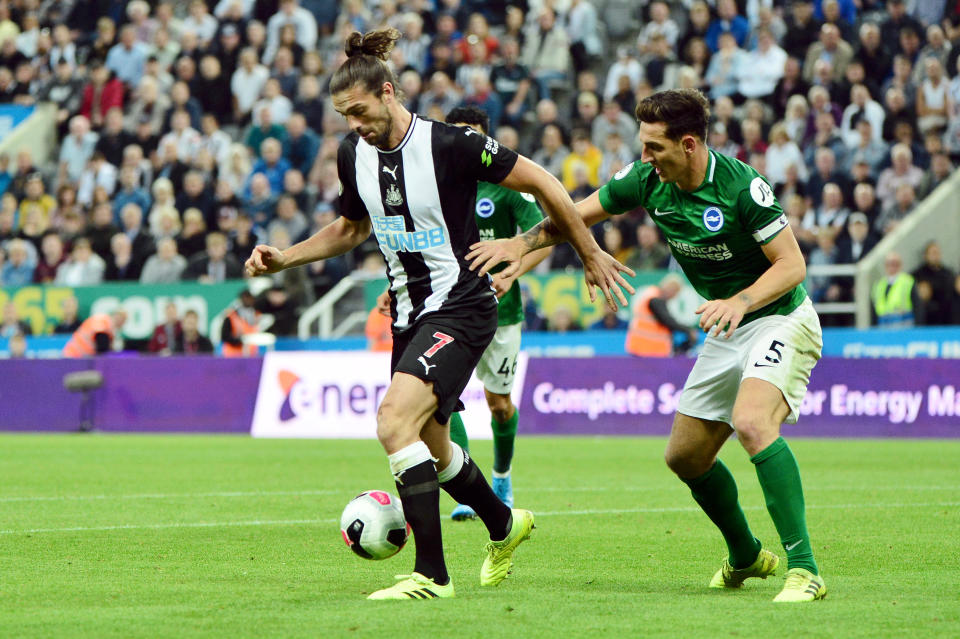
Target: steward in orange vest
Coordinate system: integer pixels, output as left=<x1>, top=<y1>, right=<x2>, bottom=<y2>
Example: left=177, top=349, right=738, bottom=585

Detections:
left=625, top=276, right=698, bottom=357
left=62, top=310, right=127, bottom=358
left=221, top=290, right=260, bottom=357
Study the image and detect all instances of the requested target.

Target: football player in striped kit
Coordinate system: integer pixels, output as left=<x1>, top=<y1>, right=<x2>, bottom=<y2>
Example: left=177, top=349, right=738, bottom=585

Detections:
left=245, top=28, right=634, bottom=600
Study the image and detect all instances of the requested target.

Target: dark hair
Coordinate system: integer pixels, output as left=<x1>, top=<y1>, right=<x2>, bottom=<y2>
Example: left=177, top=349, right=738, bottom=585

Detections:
left=635, top=89, right=711, bottom=141
left=329, top=28, right=402, bottom=97
left=445, top=105, right=489, bottom=134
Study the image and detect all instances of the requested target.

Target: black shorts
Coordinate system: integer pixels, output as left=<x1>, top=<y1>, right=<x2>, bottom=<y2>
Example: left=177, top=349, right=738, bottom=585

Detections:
left=391, top=305, right=498, bottom=424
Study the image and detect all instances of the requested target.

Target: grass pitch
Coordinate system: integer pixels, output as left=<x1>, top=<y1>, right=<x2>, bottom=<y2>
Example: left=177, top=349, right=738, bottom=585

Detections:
left=1, top=434, right=958, bottom=638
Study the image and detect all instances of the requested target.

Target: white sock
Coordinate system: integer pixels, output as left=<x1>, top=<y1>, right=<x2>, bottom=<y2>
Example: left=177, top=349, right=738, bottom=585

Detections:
left=436, top=442, right=465, bottom=483
left=387, top=441, right=434, bottom=480
left=491, top=469, right=511, bottom=479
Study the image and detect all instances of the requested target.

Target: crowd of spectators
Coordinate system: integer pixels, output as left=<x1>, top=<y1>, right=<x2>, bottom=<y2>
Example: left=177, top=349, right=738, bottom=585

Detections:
left=1, top=0, right=959, bottom=340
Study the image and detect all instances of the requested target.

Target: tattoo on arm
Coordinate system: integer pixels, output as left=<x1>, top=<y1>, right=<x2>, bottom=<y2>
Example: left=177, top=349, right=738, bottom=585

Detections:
left=738, top=293, right=752, bottom=309
left=520, top=218, right=566, bottom=251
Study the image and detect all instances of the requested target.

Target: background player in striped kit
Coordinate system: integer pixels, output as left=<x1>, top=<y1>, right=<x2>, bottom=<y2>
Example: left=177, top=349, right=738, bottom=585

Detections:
left=246, top=28, right=635, bottom=600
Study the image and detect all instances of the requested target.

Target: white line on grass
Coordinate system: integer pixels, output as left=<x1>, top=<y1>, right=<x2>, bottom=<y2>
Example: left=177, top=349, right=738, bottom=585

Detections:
left=1, top=502, right=957, bottom=536
left=2, top=484, right=957, bottom=504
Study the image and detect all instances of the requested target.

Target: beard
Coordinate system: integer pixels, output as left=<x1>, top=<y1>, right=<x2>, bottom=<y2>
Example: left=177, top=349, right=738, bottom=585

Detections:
left=366, top=107, right=394, bottom=149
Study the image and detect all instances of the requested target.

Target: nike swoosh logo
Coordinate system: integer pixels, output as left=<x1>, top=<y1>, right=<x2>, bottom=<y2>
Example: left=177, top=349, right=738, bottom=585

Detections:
left=653, top=208, right=674, bottom=216
left=784, top=540, right=802, bottom=551
left=753, top=362, right=776, bottom=368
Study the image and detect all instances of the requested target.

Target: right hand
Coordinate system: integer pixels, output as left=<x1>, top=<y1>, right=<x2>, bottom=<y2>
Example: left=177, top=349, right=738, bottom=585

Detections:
left=375, top=290, right=391, bottom=317
left=581, top=249, right=636, bottom=311
left=245, top=244, right=287, bottom=277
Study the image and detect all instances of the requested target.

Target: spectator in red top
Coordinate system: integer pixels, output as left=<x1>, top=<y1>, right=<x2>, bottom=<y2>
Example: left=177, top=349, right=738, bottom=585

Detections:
left=148, top=302, right=181, bottom=355
left=80, top=62, right=124, bottom=130
left=458, top=13, right=498, bottom=64
left=33, top=232, right=66, bottom=283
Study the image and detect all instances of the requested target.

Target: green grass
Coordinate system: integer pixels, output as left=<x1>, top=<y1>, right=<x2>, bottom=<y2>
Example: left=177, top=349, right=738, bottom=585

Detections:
left=1, top=435, right=958, bottom=638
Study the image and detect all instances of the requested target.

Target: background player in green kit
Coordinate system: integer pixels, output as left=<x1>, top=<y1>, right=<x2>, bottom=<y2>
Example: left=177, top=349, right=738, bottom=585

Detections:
left=467, top=89, right=827, bottom=603
left=377, top=105, right=552, bottom=520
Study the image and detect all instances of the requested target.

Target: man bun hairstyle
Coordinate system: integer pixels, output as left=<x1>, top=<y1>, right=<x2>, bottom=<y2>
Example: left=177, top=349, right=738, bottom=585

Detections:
left=331, top=28, right=402, bottom=97
left=635, top=88, right=711, bottom=142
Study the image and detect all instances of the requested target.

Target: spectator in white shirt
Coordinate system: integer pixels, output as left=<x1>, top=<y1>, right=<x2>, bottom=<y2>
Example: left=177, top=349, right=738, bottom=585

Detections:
left=603, top=45, right=643, bottom=102
left=159, top=109, right=202, bottom=163
left=265, top=0, right=317, bottom=62
left=231, top=47, right=270, bottom=123
left=251, top=78, right=293, bottom=126
left=58, top=115, right=99, bottom=186
left=182, top=0, right=219, bottom=46
left=765, top=122, right=808, bottom=186
left=77, top=152, right=118, bottom=207
left=840, top=84, right=886, bottom=148
left=637, top=1, right=679, bottom=54
left=738, top=27, right=787, bottom=100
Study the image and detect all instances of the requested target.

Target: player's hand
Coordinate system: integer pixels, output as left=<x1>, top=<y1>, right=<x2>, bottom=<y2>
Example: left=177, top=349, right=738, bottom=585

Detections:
left=581, top=249, right=636, bottom=311
left=466, top=237, right=526, bottom=278
left=375, top=289, right=391, bottom=317
left=245, top=244, right=287, bottom=277
left=490, top=272, right=516, bottom=299
left=696, top=296, right=748, bottom=339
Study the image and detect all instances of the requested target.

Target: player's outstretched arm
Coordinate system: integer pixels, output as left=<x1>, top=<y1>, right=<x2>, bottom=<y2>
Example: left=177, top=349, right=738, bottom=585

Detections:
left=469, top=161, right=635, bottom=309
left=696, top=226, right=807, bottom=338
left=245, top=216, right=372, bottom=277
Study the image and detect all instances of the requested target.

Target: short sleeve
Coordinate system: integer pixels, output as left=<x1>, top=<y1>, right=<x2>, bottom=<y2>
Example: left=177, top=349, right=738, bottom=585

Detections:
left=597, top=161, right=641, bottom=215
left=512, top=191, right=544, bottom=232
left=738, top=175, right=787, bottom=245
left=452, top=127, right=519, bottom=185
left=336, top=136, right=369, bottom=222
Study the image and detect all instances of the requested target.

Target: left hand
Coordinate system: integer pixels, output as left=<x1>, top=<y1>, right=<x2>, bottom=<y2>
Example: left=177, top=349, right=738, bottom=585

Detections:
left=467, top=237, right=526, bottom=278
left=696, top=296, right=749, bottom=339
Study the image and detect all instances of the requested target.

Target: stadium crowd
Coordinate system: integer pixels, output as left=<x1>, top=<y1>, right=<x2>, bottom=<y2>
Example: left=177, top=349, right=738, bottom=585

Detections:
left=1, top=0, right=960, bottom=346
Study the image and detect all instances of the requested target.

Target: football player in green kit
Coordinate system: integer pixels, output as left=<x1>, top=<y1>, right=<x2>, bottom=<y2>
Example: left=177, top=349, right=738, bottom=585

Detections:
left=377, top=105, right=551, bottom=520
left=467, top=89, right=826, bottom=603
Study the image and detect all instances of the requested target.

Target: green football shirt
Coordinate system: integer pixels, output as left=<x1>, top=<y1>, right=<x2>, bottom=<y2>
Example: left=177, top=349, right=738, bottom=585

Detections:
left=598, top=149, right=806, bottom=326
left=475, top=181, right=544, bottom=325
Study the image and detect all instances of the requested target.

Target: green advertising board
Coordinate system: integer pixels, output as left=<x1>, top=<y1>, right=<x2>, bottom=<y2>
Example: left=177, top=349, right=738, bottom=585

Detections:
left=0, top=280, right=247, bottom=338
left=363, top=269, right=704, bottom=328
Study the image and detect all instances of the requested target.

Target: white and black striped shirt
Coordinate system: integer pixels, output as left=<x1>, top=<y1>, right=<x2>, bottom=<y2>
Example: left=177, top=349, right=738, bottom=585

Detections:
left=338, top=115, right=519, bottom=331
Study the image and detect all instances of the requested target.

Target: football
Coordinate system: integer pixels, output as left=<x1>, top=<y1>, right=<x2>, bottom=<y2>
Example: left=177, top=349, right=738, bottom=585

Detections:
left=339, top=490, right=410, bottom=560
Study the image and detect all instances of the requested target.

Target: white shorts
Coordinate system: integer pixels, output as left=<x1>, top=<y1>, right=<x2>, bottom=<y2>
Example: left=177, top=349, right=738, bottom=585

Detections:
left=475, top=323, right=522, bottom=395
left=677, top=297, right=822, bottom=425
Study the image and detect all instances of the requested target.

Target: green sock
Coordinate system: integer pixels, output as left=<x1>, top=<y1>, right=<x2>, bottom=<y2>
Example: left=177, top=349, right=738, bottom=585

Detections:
left=682, top=460, right=762, bottom=569
left=447, top=412, right=469, bottom=453
left=491, top=409, right=518, bottom=474
left=751, top=437, right=818, bottom=575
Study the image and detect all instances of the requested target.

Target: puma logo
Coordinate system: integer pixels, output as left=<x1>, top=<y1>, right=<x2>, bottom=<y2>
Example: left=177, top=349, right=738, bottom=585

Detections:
left=382, top=165, right=398, bottom=180
left=417, top=356, right=436, bottom=375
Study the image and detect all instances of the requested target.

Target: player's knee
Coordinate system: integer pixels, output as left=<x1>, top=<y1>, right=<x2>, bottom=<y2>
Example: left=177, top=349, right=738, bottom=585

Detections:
left=664, top=447, right=710, bottom=478
left=487, top=394, right=514, bottom=423
left=731, top=411, right=776, bottom=455
left=376, top=400, right=406, bottom=449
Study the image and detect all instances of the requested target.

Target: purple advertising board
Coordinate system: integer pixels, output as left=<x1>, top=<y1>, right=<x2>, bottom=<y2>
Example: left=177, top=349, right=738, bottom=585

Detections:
left=519, top=357, right=960, bottom=438
left=0, top=357, right=263, bottom=433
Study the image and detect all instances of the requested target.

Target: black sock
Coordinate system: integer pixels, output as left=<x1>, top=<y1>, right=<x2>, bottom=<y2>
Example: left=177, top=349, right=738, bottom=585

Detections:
left=440, top=448, right=512, bottom=541
left=395, top=459, right=449, bottom=584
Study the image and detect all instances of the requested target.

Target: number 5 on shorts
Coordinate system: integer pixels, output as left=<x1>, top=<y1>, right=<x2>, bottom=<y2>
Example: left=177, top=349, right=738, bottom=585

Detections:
left=423, top=332, right=454, bottom=358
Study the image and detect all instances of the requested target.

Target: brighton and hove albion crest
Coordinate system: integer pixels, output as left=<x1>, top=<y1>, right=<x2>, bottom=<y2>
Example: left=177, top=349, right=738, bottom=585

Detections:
left=385, top=183, right=403, bottom=206
left=476, top=197, right=495, bottom=218
left=703, top=206, right=724, bottom=232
